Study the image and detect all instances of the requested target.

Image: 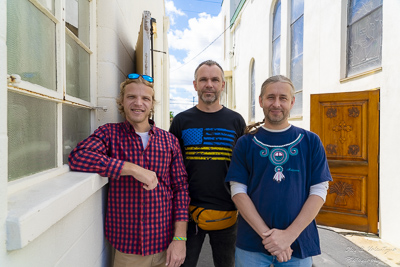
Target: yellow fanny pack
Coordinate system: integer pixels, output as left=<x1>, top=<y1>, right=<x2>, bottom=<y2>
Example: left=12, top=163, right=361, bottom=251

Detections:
left=189, top=205, right=237, bottom=231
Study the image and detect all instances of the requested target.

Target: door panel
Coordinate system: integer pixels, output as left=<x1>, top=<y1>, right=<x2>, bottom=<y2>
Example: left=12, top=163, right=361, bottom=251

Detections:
left=311, top=90, right=379, bottom=234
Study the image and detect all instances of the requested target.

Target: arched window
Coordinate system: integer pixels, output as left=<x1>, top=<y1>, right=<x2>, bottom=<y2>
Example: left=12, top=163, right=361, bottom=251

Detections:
left=250, top=60, right=256, bottom=122
left=290, top=0, right=304, bottom=116
left=347, top=0, right=382, bottom=77
left=272, top=0, right=281, bottom=75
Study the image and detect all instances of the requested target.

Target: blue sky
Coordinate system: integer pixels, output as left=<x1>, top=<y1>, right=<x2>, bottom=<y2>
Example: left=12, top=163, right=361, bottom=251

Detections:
left=166, top=0, right=224, bottom=116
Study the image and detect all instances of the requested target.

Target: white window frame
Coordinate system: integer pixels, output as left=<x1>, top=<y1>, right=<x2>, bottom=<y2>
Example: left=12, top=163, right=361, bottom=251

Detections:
left=289, top=0, right=304, bottom=118
left=249, top=59, right=256, bottom=123
left=271, top=0, right=281, bottom=76
left=340, top=0, right=383, bottom=81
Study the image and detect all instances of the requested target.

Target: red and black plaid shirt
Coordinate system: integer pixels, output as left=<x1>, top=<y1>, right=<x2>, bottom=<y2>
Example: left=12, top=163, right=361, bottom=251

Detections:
left=69, top=120, right=190, bottom=256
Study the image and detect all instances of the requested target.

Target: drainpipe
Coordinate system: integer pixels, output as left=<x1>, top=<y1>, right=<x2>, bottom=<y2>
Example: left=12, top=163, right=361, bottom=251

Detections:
left=150, top=18, right=156, bottom=78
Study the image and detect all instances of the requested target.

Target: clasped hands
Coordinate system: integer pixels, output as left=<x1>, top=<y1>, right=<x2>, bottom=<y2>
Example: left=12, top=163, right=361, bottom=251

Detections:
left=262, top=228, right=295, bottom=263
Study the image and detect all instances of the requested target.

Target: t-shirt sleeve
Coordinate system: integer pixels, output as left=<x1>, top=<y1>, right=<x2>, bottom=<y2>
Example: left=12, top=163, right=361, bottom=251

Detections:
left=237, top=115, right=246, bottom=138
left=225, top=136, right=250, bottom=185
left=169, top=116, right=180, bottom=138
left=310, top=134, right=333, bottom=185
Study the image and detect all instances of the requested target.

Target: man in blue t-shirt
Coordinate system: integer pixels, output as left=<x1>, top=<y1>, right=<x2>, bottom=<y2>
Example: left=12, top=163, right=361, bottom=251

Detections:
left=226, top=75, right=332, bottom=267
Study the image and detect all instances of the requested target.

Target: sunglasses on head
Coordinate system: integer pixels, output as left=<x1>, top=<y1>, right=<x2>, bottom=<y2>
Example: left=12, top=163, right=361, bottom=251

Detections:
left=127, top=73, right=154, bottom=83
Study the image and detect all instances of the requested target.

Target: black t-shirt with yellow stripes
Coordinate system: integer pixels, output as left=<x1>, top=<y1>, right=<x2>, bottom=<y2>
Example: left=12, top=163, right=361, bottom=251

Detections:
left=169, top=106, right=246, bottom=211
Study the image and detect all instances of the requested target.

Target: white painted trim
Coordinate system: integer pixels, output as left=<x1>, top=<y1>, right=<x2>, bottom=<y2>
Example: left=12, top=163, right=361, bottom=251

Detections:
left=29, top=0, right=59, bottom=24
left=64, top=94, right=94, bottom=107
left=6, top=170, right=108, bottom=250
left=8, top=81, right=63, bottom=100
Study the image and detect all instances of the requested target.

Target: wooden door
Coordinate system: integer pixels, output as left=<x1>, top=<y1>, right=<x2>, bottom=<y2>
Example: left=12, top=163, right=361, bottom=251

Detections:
left=311, top=89, right=379, bottom=234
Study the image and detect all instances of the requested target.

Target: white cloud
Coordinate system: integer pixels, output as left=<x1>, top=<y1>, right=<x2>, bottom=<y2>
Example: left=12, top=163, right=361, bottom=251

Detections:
left=168, top=11, right=224, bottom=115
left=165, top=0, right=185, bottom=25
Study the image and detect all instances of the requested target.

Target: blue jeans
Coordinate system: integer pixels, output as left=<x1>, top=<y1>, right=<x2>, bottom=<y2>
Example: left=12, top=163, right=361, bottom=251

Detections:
left=235, top=247, right=312, bottom=267
left=182, top=221, right=237, bottom=267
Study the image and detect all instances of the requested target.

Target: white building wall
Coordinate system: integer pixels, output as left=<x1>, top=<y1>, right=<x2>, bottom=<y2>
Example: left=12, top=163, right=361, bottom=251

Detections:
left=96, top=0, right=169, bottom=130
left=222, top=0, right=400, bottom=248
left=303, top=0, right=400, bottom=248
left=1, top=0, right=169, bottom=266
left=222, top=0, right=275, bottom=124
left=377, top=0, right=400, bottom=249
left=3, top=189, right=109, bottom=267
left=0, top=0, right=9, bottom=264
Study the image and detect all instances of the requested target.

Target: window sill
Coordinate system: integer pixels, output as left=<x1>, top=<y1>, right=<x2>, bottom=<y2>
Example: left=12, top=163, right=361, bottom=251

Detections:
left=289, top=115, right=303, bottom=121
left=7, top=168, right=108, bottom=251
left=340, top=67, right=382, bottom=83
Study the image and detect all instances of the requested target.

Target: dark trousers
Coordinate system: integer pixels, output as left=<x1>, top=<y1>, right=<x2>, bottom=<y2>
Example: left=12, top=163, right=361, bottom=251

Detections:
left=182, top=221, right=237, bottom=267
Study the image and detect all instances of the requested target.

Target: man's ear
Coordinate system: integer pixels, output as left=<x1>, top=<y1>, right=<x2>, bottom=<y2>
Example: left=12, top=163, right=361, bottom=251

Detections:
left=193, top=80, right=198, bottom=91
left=290, top=96, right=296, bottom=109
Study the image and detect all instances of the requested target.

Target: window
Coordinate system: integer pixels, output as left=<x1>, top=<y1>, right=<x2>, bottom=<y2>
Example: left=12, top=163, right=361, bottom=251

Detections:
left=7, top=0, right=93, bottom=181
left=250, top=60, right=256, bottom=122
left=290, top=0, right=304, bottom=116
left=346, top=0, right=382, bottom=77
left=272, top=0, right=281, bottom=76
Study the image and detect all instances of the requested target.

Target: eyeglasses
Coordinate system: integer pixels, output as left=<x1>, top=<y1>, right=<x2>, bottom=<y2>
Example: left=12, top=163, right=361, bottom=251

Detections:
left=127, top=73, right=154, bottom=83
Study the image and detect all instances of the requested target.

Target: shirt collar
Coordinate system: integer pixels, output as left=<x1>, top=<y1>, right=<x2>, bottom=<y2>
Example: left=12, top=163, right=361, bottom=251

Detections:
left=124, top=119, right=156, bottom=134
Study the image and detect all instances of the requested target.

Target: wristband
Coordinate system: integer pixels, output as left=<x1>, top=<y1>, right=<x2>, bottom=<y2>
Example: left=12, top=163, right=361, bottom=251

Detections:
left=173, top=236, right=187, bottom=241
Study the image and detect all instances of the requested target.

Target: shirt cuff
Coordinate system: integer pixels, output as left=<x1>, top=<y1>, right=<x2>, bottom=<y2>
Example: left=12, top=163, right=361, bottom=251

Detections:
left=104, top=158, right=125, bottom=179
left=310, top=181, right=329, bottom=202
left=230, top=181, right=248, bottom=198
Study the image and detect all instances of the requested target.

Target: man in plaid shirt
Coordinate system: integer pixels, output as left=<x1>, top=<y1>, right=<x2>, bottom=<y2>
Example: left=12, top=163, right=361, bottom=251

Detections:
left=69, top=74, right=190, bottom=267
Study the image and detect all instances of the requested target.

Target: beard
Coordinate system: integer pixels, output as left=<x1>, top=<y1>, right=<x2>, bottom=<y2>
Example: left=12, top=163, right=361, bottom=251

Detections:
left=198, top=90, right=220, bottom=105
left=265, top=108, right=290, bottom=125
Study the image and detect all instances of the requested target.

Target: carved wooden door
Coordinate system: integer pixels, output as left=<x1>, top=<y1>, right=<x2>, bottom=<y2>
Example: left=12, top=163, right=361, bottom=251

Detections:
left=311, top=89, right=379, bottom=234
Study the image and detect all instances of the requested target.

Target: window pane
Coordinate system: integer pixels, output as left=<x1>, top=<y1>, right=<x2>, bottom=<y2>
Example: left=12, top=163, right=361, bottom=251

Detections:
left=62, top=105, right=91, bottom=164
left=273, top=0, right=281, bottom=40
left=66, top=0, right=90, bottom=46
left=347, top=7, right=382, bottom=77
left=272, top=37, right=281, bottom=76
left=291, top=91, right=303, bottom=117
left=7, top=0, right=56, bottom=90
left=291, top=16, right=304, bottom=61
left=8, top=92, right=57, bottom=181
left=349, top=0, right=382, bottom=24
left=291, top=0, right=304, bottom=23
left=37, top=0, right=55, bottom=14
left=291, top=55, right=303, bottom=92
left=66, top=34, right=90, bottom=101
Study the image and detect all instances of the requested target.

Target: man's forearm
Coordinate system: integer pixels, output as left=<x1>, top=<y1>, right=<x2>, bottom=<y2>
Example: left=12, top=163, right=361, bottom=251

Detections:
left=173, top=221, right=187, bottom=238
left=285, top=194, right=325, bottom=239
left=262, top=195, right=325, bottom=255
left=232, top=193, right=270, bottom=238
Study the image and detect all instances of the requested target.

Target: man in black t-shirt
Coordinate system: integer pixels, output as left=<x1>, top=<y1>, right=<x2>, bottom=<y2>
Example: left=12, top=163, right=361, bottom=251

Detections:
left=170, top=60, right=246, bottom=267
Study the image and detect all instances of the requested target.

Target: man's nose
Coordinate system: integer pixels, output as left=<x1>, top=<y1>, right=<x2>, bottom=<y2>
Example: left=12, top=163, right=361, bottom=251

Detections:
left=133, top=98, right=142, bottom=105
left=206, top=79, right=213, bottom=87
left=272, top=98, right=281, bottom=107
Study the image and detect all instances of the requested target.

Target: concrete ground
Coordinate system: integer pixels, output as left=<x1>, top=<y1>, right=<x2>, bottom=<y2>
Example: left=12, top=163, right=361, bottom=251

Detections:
left=315, top=226, right=400, bottom=267
left=195, top=226, right=400, bottom=267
